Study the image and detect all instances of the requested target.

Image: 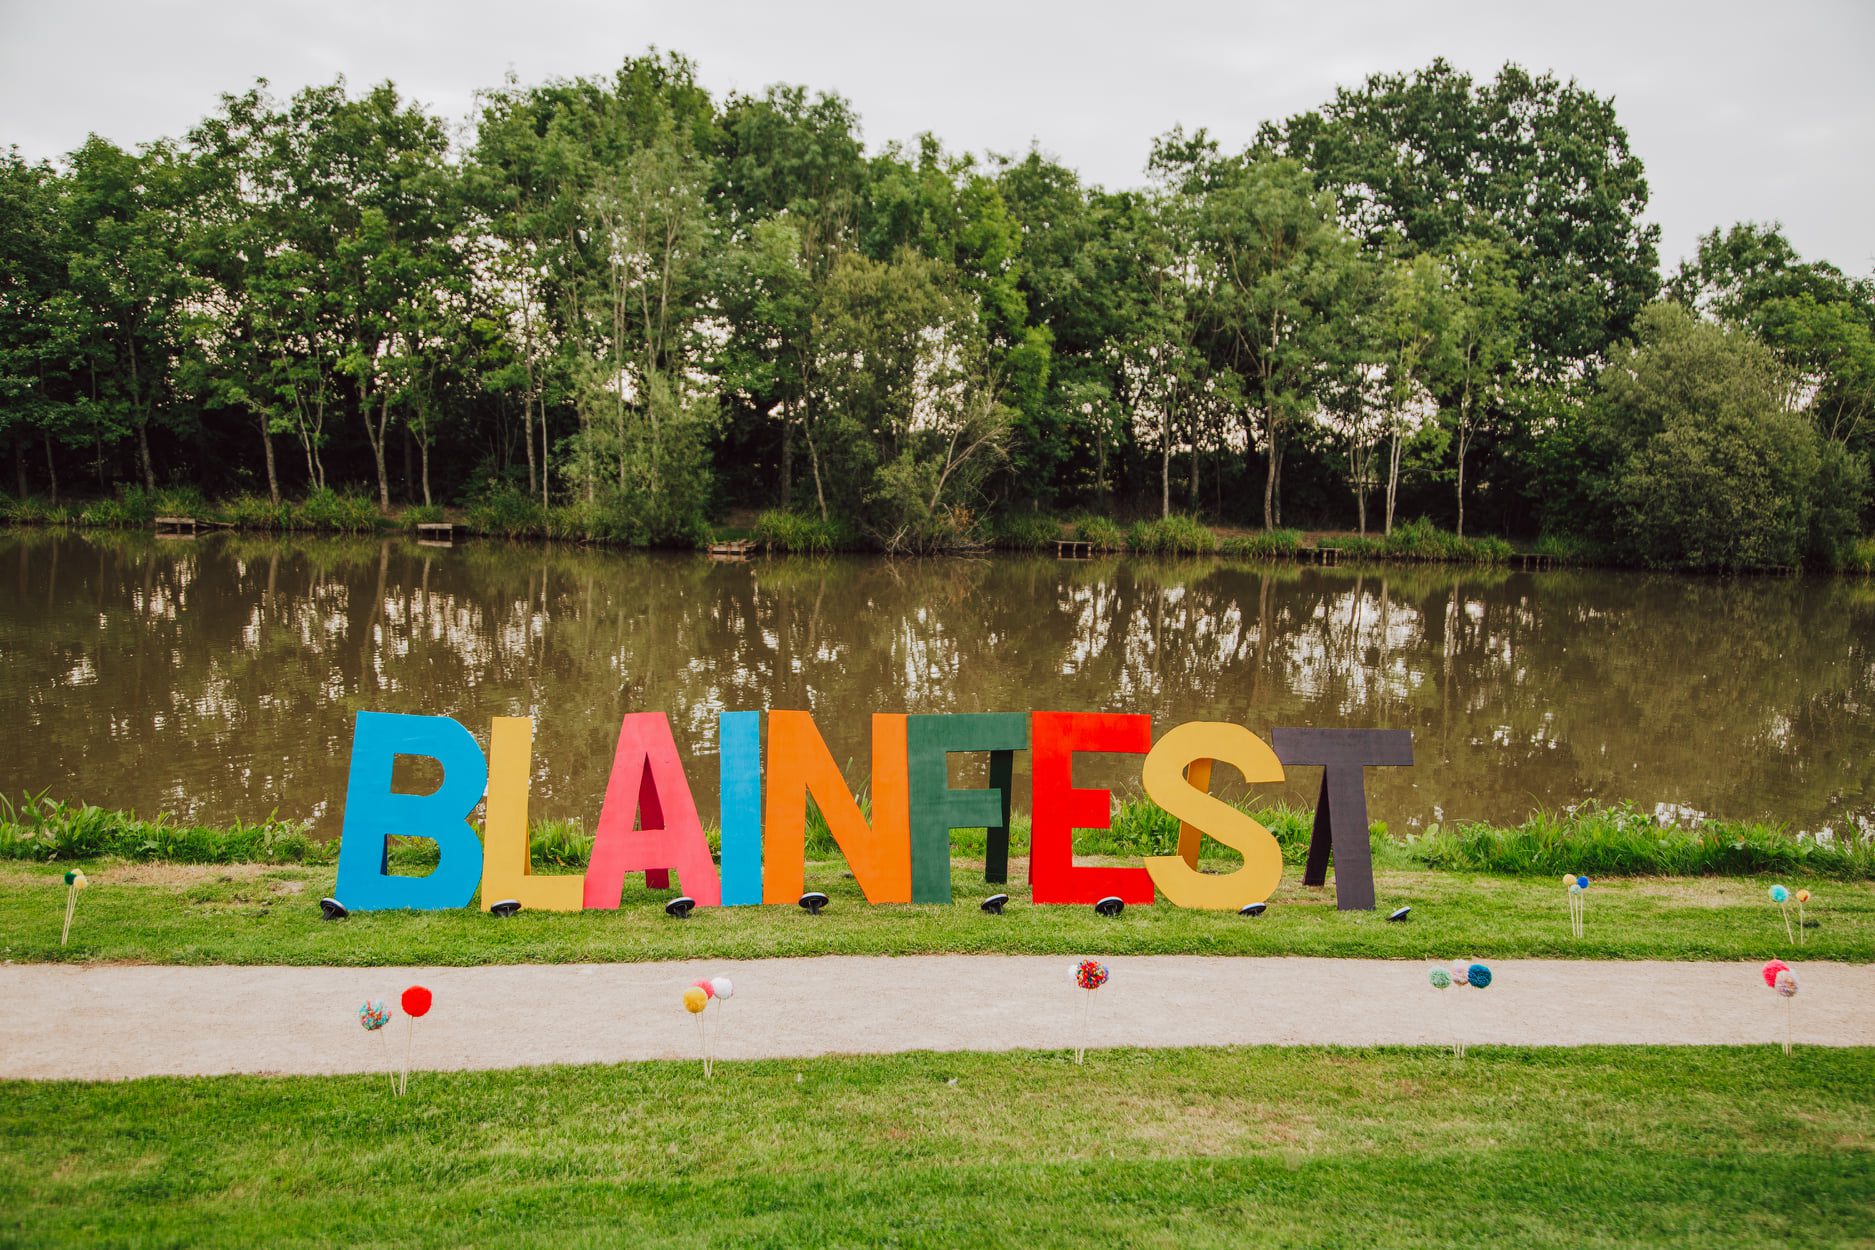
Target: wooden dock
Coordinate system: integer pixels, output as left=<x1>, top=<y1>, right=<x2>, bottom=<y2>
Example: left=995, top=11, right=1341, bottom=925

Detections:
left=708, top=538, right=756, bottom=559
left=1309, top=545, right=1339, bottom=566
left=1055, top=539, right=1093, bottom=560
left=153, top=516, right=198, bottom=537
left=416, top=521, right=457, bottom=548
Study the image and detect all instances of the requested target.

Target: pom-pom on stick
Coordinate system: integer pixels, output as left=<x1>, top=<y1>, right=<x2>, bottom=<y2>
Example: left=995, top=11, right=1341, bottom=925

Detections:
left=60, top=869, right=88, bottom=947
left=1767, top=965, right=1800, bottom=1055
left=396, top=985, right=431, bottom=1096
left=1796, top=889, right=1810, bottom=944
left=359, top=999, right=396, bottom=1092
left=1770, top=885, right=1793, bottom=944
left=1072, top=960, right=1109, bottom=1065
left=682, top=986, right=711, bottom=1076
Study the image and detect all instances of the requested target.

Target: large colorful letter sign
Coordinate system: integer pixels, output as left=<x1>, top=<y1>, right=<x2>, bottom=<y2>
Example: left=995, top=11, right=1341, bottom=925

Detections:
left=1029, top=712, right=1155, bottom=906
left=584, top=713, right=722, bottom=909
left=329, top=704, right=1416, bottom=918
left=763, top=711, right=912, bottom=904
left=906, top=713, right=1029, bottom=902
left=1140, top=721, right=1286, bottom=910
left=335, top=711, right=489, bottom=911
left=1270, top=728, right=1413, bottom=912
left=717, top=711, right=764, bottom=907
left=481, top=716, right=583, bottom=912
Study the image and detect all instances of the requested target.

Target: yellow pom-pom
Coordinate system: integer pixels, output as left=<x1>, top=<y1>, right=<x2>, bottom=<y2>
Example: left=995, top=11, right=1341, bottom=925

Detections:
left=682, top=986, right=708, bottom=1014
left=1796, top=889, right=1810, bottom=904
left=72, top=873, right=88, bottom=891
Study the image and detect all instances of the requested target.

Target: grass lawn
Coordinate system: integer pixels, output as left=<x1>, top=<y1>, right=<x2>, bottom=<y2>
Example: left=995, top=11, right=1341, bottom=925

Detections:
left=3, top=1046, right=1870, bottom=1248
left=5, top=856, right=1866, bottom=966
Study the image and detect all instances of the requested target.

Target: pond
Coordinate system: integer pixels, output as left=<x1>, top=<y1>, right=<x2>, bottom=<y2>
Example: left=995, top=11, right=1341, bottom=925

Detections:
left=3, top=529, right=1870, bottom=839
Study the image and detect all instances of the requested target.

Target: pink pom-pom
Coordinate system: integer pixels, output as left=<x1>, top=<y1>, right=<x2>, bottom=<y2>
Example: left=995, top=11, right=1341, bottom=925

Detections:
left=1760, top=960, right=1789, bottom=989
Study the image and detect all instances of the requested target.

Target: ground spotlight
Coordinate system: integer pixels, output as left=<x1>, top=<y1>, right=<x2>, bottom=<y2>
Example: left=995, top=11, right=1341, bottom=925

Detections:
left=1387, top=906, right=1412, bottom=923
left=1093, top=896, right=1125, bottom=917
left=1238, top=902, right=1267, bottom=917
left=798, top=891, right=830, bottom=915
left=980, top=893, right=1010, bottom=915
left=489, top=899, right=522, bottom=918
left=319, top=898, right=348, bottom=921
left=665, top=896, right=697, bottom=919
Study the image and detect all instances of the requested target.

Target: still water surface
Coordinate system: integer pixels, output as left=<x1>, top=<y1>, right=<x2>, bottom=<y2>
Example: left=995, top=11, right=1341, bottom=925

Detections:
left=3, top=529, right=1870, bottom=838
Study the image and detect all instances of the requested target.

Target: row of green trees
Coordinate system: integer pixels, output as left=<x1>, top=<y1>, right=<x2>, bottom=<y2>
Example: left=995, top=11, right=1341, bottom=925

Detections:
left=2, top=54, right=1870, bottom=566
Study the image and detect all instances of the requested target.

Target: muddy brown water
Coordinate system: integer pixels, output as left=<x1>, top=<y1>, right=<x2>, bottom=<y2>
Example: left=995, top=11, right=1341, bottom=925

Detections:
left=3, top=529, right=1870, bottom=838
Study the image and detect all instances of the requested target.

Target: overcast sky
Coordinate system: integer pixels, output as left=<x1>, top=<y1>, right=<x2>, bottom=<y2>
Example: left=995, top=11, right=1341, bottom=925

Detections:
left=2, top=0, right=1870, bottom=274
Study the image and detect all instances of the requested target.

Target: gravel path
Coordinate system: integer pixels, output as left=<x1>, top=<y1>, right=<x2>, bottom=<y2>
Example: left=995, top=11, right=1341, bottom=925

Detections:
left=2, top=956, right=1868, bottom=1080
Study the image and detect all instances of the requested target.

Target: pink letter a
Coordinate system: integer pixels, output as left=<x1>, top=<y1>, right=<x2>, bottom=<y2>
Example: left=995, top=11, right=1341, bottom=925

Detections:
left=583, top=713, right=722, bottom=908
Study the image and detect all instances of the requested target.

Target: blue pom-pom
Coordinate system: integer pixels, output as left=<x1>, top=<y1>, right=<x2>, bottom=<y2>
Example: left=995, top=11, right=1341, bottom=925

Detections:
left=1466, top=963, right=1493, bottom=989
left=1576, top=876, right=1589, bottom=890
left=1769, top=885, right=1789, bottom=903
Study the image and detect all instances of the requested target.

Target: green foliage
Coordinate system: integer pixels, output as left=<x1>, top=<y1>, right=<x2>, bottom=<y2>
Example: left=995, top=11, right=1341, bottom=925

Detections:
left=1835, top=537, right=1875, bottom=575
left=6, top=1049, right=1871, bottom=1248
left=987, top=512, right=1061, bottom=551
left=2, top=58, right=1866, bottom=571
left=295, top=489, right=388, bottom=534
left=1377, top=517, right=1513, bottom=563
left=0, top=793, right=323, bottom=866
left=463, top=487, right=546, bottom=539
left=1411, top=803, right=1875, bottom=880
left=1125, top=515, right=1218, bottom=555
left=1580, top=304, right=1852, bottom=571
left=221, top=494, right=298, bottom=531
left=752, top=509, right=854, bottom=554
left=1530, top=532, right=1601, bottom=564
left=1069, top=514, right=1125, bottom=551
left=401, top=503, right=445, bottom=527
left=0, top=496, right=78, bottom=525
left=1220, top=529, right=1303, bottom=558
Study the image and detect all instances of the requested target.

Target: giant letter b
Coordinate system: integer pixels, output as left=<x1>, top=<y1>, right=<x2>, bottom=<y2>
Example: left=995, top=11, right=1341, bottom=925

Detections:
left=334, top=711, right=489, bottom=911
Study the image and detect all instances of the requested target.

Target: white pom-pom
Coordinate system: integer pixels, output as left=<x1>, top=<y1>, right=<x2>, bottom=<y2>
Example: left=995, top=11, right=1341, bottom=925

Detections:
left=1774, top=969, right=1799, bottom=998
left=709, top=976, right=734, bottom=1001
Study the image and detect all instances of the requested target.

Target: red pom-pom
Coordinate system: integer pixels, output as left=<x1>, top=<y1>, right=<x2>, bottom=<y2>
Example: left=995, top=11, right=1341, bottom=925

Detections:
left=693, top=978, right=715, bottom=998
left=1760, top=960, right=1788, bottom=989
left=401, top=985, right=433, bottom=1018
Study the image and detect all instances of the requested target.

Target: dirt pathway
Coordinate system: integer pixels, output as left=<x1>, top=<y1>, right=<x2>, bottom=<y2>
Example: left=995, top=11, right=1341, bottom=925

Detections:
left=2, top=956, right=1868, bottom=1080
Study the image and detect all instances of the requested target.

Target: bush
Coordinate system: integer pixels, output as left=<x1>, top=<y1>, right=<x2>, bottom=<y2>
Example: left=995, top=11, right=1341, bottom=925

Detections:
left=1126, top=515, right=1218, bottom=555
left=1221, top=529, right=1303, bottom=559
left=1, top=495, right=76, bottom=526
left=1371, top=518, right=1512, bottom=563
left=402, top=503, right=445, bottom=528
left=988, top=512, right=1061, bottom=551
left=1530, top=532, right=1600, bottom=564
left=1410, top=803, right=1875, bottom=879
left=464, top=487, right=546, bottom=539
left=1584, top=303, right=1847, bottom=571
left=297, top=488, right=387, bottom=534
left=1070, top=514, right=1126, bottom=551
left=1836, top=536, right=1875, bottom=575
left=753, top=509, right=855, bottom=554
left=222, top=494, right=297, bottom=531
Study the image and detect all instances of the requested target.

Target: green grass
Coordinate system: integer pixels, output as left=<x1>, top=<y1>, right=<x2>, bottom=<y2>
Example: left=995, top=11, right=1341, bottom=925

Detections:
left=1069, top=513, right=1125, bottom=551
left=6, top=857, right=1869, bottom=966
left=752, top=508, right=858, bottom=554
left=1126, top=514, right=1220, bottom=555
left=987, top=511, right=1063, bottom=551
left=1323, top=519, right=1514, bottom=564
left=1837, top=536, right=1875, bottom=575
left=1220, top=528, right=1304, bottom=558
left=2, top=1046, right=1870, bottom=1247
left=10, top=794, right=1870, bottom=881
